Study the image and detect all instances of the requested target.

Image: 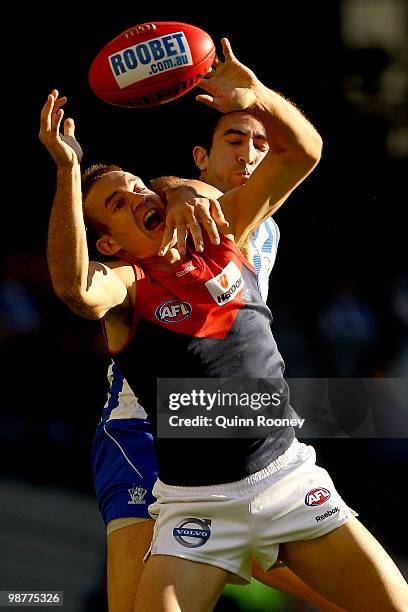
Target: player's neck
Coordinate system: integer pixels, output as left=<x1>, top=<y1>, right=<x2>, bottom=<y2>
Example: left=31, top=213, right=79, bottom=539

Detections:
left=142, top=247, right=189, bottom=272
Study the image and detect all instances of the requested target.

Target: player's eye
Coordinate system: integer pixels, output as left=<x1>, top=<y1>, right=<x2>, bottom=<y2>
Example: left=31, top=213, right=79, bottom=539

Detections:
left=227, top=140, right=242, bottom=145
left=113, top=199, right=125, bottom=211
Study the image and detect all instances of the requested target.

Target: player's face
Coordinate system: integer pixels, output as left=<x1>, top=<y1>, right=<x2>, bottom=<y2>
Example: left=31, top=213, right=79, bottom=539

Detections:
left=196, top=112, right=269, bottom=193
left=84, top=171, right=165, bottom=260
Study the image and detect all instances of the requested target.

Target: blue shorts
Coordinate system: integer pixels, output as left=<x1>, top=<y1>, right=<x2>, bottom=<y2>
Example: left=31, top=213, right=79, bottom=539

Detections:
left=92, top=417, right=158, bottom=525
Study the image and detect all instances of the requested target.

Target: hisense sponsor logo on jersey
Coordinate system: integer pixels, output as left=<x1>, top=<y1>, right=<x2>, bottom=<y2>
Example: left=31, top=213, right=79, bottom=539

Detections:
left=155, top=299, right=192, bottom=323
left=305, top=487, right=331, bottom=506
left=205, top=261, right=245, bottom=305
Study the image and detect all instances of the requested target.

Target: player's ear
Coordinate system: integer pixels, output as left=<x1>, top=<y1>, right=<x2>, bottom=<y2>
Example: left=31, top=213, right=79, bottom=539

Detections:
left=96, top=234, right=122, bottom=256
left=193, top=146, right=209, bottom=173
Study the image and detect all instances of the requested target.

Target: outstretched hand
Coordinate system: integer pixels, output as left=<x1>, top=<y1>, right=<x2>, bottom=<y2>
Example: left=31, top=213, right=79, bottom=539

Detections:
left=39, top=90, right=83, bottom=167
left=196, top=38, right=260, bottom=113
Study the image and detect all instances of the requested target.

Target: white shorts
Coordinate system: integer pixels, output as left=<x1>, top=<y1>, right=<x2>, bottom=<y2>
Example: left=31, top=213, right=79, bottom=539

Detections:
left=147, top=439, right=356, bottom=583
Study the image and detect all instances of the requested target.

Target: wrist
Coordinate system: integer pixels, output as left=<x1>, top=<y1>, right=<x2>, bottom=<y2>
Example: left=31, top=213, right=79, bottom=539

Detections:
left=247, top=80, right=270, bottom=113
left=57, top=162, right=81, bottom=179
left=165, top=184, right=198, bottom=205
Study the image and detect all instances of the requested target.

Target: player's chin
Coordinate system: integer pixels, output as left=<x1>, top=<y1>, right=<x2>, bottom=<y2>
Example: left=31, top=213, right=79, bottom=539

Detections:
left=228, top=175, right=248, bottom=188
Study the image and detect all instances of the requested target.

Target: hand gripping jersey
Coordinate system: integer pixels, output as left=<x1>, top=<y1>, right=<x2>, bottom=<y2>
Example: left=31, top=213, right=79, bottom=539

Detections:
left=107, top=234, right=293, bottom=486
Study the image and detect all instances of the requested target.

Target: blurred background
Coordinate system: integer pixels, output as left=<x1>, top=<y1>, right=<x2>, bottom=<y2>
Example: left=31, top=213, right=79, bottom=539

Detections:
left=1, top=1, right=407, bottom=610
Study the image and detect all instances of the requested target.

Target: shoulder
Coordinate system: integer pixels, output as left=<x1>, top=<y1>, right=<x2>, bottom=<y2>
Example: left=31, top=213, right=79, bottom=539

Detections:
left=103, top=259, right=140, bottom=289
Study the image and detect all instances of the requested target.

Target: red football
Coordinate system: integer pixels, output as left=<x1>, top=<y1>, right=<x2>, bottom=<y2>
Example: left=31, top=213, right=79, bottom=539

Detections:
left=88, top=21, right=215, bottom=108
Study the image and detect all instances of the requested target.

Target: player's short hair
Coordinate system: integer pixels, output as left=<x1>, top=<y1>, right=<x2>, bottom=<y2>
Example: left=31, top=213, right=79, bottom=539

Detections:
left=82, top=163, right=122, bottom=202
left=193, top=106, right=223, bottom=154
left=81, top=163, right=122, bottom=244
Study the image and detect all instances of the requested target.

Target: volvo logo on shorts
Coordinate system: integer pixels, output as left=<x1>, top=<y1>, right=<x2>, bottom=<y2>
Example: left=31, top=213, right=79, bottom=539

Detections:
left=305, top=487, right=331, bottom=506
left=172, top=518, right=212, bottom=548
left=155, top=300, right=192, bottom=323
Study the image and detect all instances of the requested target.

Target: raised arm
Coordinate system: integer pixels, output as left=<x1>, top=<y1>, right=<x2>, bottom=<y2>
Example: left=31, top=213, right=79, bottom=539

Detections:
left=39, top=90, right=130, bottom=320
left=197, top=39, right=323, bottom=242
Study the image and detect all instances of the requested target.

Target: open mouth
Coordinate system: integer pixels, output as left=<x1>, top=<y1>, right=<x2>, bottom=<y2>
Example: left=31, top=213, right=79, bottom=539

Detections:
left=143, top=207, right=164, bottom=231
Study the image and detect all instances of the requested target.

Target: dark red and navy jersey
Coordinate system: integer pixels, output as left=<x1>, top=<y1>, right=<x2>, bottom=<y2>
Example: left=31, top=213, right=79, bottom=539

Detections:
left=110, top=235, right=294, bottom=485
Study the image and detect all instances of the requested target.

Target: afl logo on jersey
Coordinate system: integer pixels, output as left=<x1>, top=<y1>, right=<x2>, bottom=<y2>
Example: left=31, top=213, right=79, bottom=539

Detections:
left=305, top=487, right=331, bottom=506
left=155, top=299, right=192, bottom=323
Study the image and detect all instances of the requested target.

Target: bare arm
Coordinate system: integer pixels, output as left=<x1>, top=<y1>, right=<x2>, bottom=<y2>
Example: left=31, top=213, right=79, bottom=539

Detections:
left=197, top=39, right=323, bottom=242
left=40, top=91, right=130, bottom=320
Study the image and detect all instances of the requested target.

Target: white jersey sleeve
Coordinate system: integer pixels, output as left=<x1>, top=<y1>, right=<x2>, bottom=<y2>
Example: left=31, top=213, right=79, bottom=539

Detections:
left=250, top=217, right=280, bottom=302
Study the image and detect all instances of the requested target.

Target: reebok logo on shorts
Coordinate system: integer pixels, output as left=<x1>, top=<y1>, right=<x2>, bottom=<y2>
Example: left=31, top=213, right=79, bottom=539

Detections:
left=128, top=485, right=147, bottom=504
left=315, top=507, right=339, bottom=522
left=172, top=518, right=212, bottom=548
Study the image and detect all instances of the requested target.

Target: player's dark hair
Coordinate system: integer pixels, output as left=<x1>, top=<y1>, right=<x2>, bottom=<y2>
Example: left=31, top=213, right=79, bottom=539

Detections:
left=192, top=106, right=224, bottom=154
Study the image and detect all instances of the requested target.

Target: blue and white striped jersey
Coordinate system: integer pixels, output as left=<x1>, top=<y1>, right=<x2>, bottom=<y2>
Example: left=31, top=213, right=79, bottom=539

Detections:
left=251, top=217, right=280, bottom=302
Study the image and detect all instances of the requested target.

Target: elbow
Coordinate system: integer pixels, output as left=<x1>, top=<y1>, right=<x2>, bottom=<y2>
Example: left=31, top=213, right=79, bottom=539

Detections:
left=294, top=134, right=323, bottom=177
left=51, top=280, right=72, bottom=306
left=311, top=133, right=323, bottom=164
left=52, top=283, right=97, bottom=319
left=300, top=133, right=323, bottom=168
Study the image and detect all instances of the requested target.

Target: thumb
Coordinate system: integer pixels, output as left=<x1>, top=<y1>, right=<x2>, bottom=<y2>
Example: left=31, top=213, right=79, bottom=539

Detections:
left=64, top=117, right=75, bottom=137
left=195, top=94, right=219, bottom=109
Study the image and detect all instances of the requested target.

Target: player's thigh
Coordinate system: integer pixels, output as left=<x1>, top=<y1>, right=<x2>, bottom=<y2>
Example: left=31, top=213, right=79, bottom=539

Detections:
left=279, top=516, right=408, bottom=612
left=251, top=558, right=346, bottom=612
left=134, top=554, right=228, bottom=612
left=107, top=519, right=154, bottom=612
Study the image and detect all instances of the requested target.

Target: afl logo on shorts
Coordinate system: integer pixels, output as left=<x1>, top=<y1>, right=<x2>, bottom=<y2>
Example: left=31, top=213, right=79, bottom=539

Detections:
left=172, top=518, right=212, bottom=548
left=155, top=299, right=192, bottom=323
left=305, top=487, right=331, bottom=506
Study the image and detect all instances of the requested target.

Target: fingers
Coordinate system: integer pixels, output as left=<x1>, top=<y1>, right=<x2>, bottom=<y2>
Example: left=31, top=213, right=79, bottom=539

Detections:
left=209, top=199, right=230, bottom=228
left=199, top=215, right=220, bottom=245
left=194, top=199, right=229, bottom=246
left=158, top=227, right=176, bottom=257
left=63, top=117, right=75, bottom=137
left=54, top=95, right=67, bottom=112
left=52, top=107, right=64, bottom=135
left=187, top=217, right=204, bottom=253
left=221, top=38, right=235, bottom=61
left=195, top=93, right=217, bottom=109
left=176, top=224, right=188, bottom=256
left=194, top=201, right=219, bottom=245
left=40, top=90, right=67, bottom=134
left=40, top=94, right=54, bottom=133
left=175, top=212, right=205, bottom=255
left=159, top=215, right=204, bottom=256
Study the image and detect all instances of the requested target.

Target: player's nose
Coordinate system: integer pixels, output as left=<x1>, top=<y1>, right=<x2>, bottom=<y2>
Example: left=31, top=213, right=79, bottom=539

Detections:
left=237, top=141, right=257, bottom=164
